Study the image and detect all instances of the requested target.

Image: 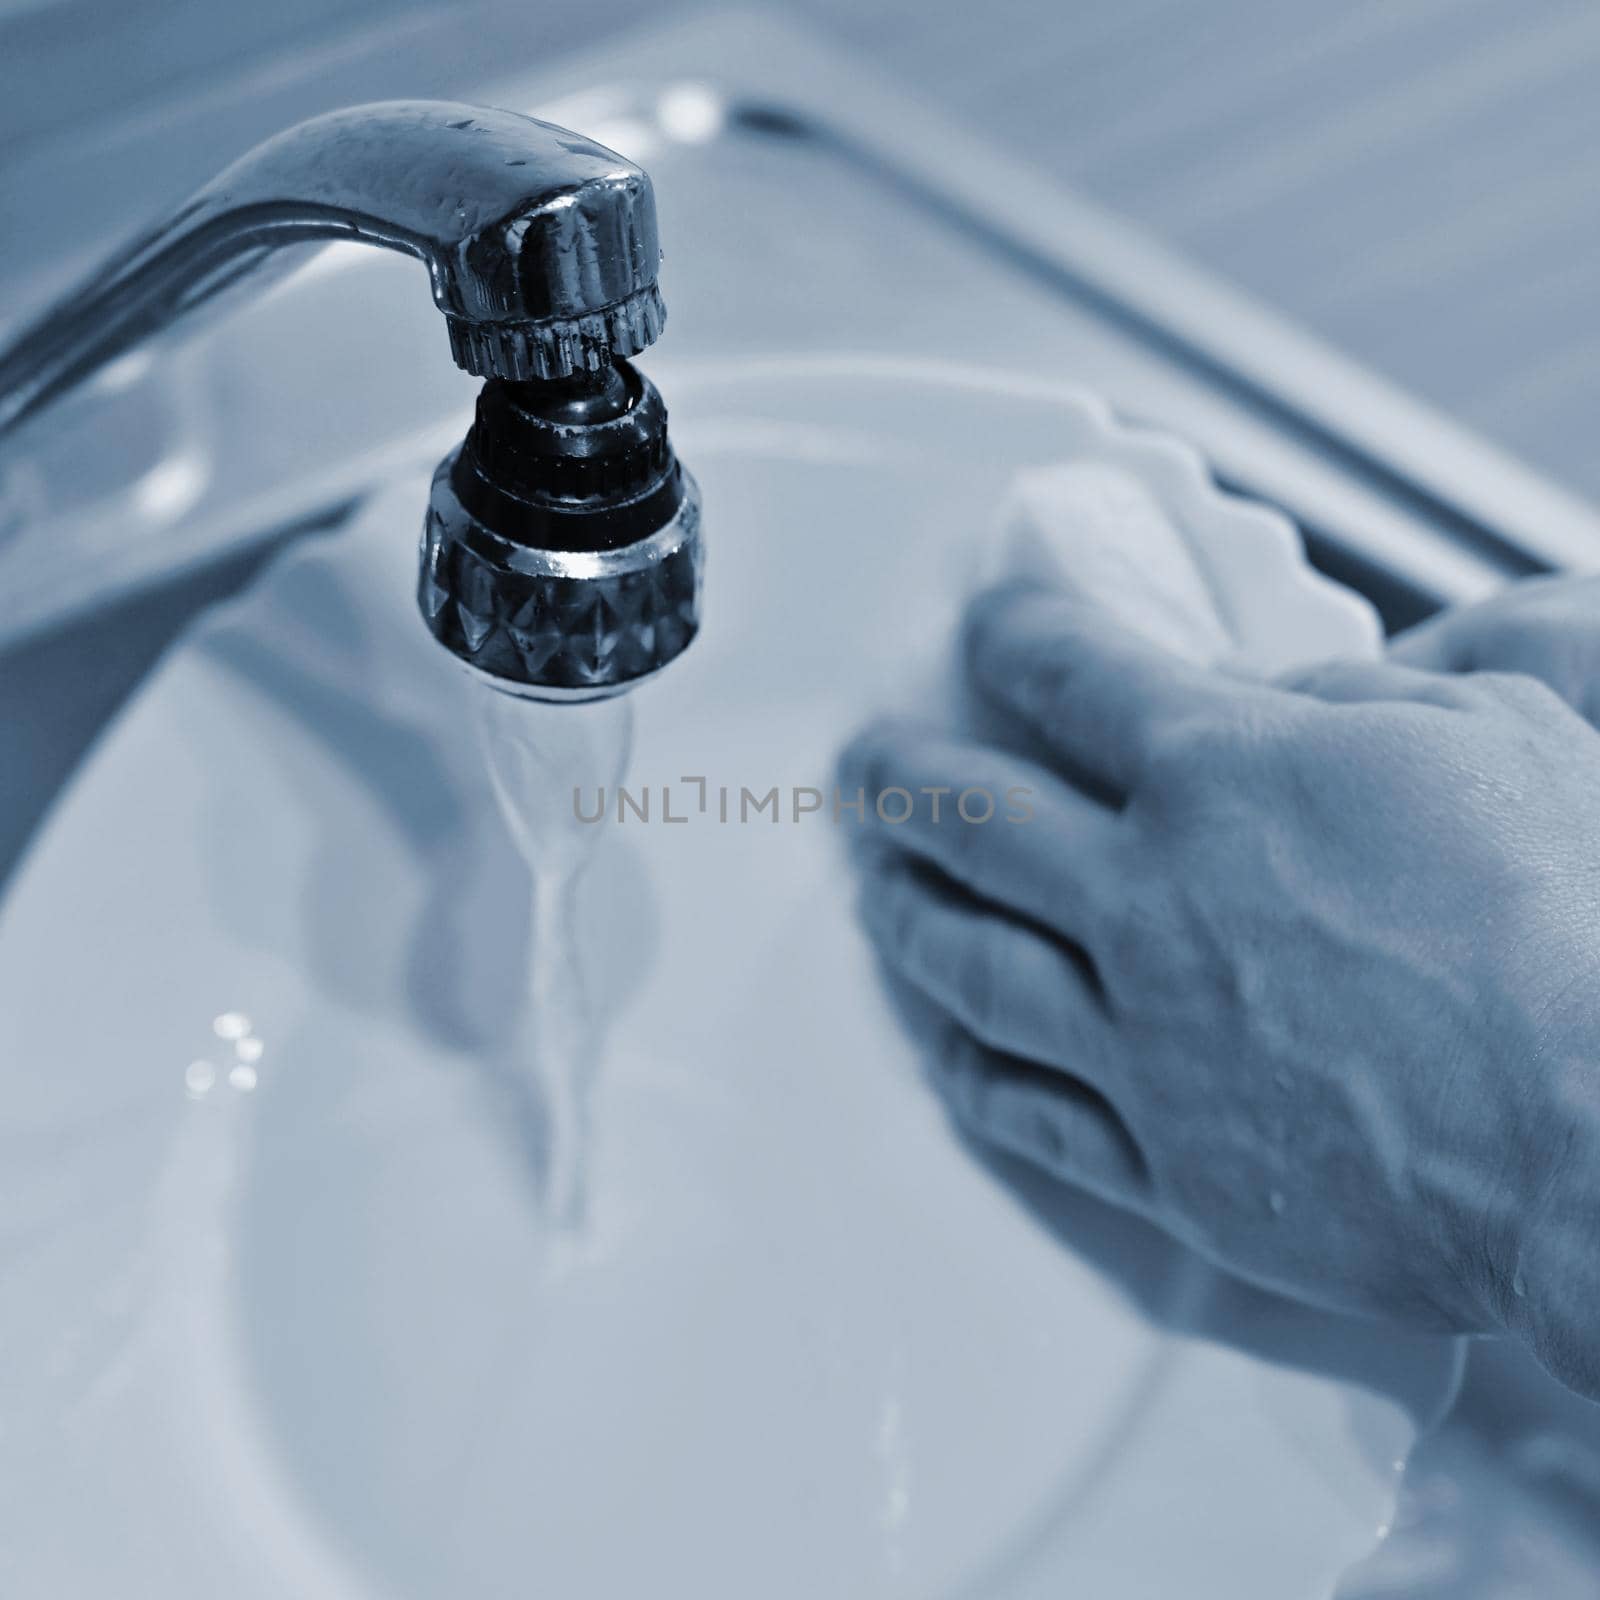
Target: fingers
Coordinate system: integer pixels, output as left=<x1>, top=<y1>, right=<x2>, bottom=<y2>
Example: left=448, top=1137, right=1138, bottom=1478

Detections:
left=1390, top=580, right=1600, bottom=728
left=963, top=584, right=1275, bottom=795
left=932, top=1023, right=1151, bottom=1212
left=856, top=852, right=1114, bottom=1092
left=1385, top=582, right=1596, bottom=674
left=836, top=722, right=1120, bottom=943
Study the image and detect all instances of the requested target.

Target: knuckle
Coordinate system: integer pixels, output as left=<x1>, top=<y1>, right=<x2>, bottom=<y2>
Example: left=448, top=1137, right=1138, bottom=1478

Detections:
left=930, top=1018, right=977, bottom=1084
left=938, top=1030, right=995, bottom=1123
left=862, top=733, right=907, bottom=800
left=882, top=874, right=921, bottom=952
left=870, top=870, right=921, bottom=953
left=842, top=732, right=890, bottom=805
left=954, top=939, right=999, bottom=1029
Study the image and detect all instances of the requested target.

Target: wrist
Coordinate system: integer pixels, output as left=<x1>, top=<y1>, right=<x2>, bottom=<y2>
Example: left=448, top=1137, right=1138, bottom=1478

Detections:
left=1490, top=1041, right=1600, bottom=1399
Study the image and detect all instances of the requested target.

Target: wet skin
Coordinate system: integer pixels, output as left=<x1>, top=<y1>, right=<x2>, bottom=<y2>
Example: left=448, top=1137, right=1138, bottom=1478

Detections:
left=840, top=575, right=1600, bottom=1401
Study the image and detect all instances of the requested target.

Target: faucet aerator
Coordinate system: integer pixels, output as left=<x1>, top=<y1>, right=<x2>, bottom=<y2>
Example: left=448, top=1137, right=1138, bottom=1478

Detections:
left=420, top=359, right=702, bottom=701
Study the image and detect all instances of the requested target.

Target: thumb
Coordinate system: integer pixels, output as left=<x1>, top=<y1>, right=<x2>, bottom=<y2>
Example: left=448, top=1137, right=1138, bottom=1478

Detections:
left=1388, top=583, right=1600, bottom=729
left=1386, top=605, right=1486, bottom=673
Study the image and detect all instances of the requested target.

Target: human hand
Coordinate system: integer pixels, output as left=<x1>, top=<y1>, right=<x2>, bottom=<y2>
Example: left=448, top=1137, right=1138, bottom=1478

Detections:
left=839, top=585, right=1600, bottom=1399
left=1391, top=573, right=1600, bottom=728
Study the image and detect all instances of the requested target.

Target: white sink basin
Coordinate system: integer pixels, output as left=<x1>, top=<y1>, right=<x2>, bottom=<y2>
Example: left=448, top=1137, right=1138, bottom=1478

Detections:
left=0, top=362, right=1457, bottom=1598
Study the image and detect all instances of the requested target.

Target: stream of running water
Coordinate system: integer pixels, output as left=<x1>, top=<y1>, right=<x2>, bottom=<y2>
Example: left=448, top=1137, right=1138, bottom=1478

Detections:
left=472, top=687, right=634, bottom=1231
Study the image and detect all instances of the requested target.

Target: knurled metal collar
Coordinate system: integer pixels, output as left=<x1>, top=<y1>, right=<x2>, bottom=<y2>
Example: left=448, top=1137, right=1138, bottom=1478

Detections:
left=418, top=454, right=703, bottom=700
left=445, top=285, right=666, bottom=382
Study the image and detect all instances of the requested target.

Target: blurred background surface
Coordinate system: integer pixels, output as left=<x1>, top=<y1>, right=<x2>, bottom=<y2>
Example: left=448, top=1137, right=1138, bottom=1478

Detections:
left=6, top=0, right=1600, bottom=499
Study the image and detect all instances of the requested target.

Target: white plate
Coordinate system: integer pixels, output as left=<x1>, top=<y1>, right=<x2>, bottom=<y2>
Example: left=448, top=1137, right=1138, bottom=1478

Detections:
left=0, top=361, right=1454, bottom=1599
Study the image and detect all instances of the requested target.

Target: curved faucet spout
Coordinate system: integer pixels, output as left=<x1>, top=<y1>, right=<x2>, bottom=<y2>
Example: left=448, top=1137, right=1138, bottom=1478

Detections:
left=0, top=100, right=665, bottom=439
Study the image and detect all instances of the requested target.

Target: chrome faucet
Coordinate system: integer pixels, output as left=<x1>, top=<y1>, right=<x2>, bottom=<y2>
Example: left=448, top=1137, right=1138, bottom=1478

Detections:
left=0, top=101, right=701, bottom=700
